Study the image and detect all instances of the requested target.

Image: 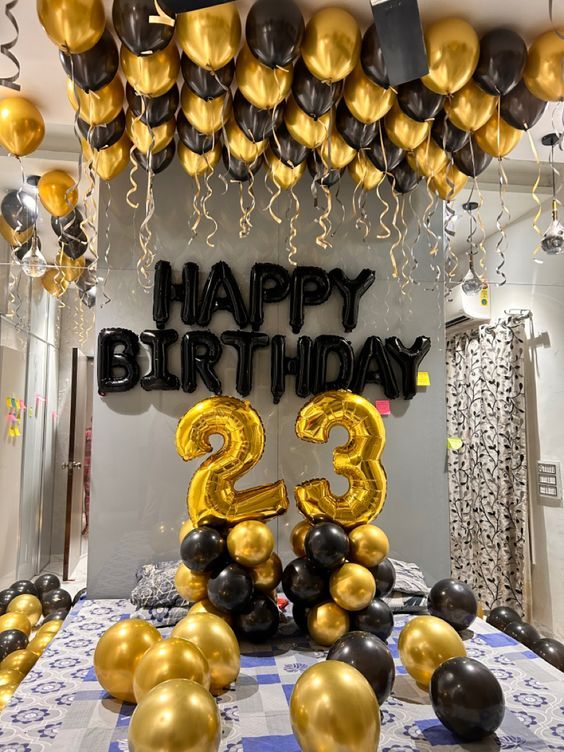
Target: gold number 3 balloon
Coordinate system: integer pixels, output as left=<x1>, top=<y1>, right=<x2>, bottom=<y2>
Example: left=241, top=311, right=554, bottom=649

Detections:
left=295, top=390, right=387, bottom=529
left=176, top=396, right=289, bottom=527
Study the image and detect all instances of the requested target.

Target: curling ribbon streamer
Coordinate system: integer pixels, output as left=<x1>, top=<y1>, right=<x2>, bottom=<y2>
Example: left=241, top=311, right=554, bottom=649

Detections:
left=0, top=0, right=20, bottom=91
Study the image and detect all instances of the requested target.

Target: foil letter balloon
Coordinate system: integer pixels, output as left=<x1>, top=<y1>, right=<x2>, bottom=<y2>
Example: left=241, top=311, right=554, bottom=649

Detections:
left=176, top=396, right=289, bottom=526
left=295, top=391, right=387, bottom=529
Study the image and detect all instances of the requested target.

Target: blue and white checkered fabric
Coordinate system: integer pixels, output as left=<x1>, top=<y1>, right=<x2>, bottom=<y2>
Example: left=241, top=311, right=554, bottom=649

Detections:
left=0, top=599, right=563, bottom=751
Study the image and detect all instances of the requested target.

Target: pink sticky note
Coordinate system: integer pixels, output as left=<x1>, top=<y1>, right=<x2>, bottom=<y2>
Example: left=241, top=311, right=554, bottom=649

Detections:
left=375, top=400, right=391, bottom=416
left=51, top=410, right=59, bottom=420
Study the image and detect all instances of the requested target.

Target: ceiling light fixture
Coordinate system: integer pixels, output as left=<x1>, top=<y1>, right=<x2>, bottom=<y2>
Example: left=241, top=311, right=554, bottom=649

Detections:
left=21, top=231, right=47, bottom=278
left=541, top=132, right=564, bottom=256
left=461, top=200, right=483, bottom=295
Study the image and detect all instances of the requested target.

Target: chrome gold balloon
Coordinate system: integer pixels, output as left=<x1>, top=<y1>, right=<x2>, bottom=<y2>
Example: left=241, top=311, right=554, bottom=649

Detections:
left=236, top=44, right=292, bottom=110
left=0, top=668, right=23, bottom=687
left=126, top=110, right=175, bottom=154
left=445, top=80, right=498, bottom=132
left=407, top=138, right=448, bottom=178
left=133, top=638, right=210, bottom=703
left=385, top=101, right=430, bottom=151
left=348, top=151, right=384, bottom=191
left=318, top=128, right=357, bottom=170
left=0, top=649, right=38, bottom=675
left=398, top=615, right=467, bottom=689
left=94, top=620, right=162, bottom=703
left=431, top=162, right=468, bottom=200
left=284, top=95, right=330, bottom=149
left=422, top=18, right=480, bottom=95
left=56, top=250, right=85, bottom=283
left=41, top=269, right=70, bottom=299
left=344, top=64, right=394, bottom=124
left=0, top=612, right=32, bottom=637
left=176, top=2, right=241, bottom=71
left=291, top=520, right=312, bottom=557
left=307, top=602, right=350, bottom=647
left=302, top=8, right=361, bottom=83
left=37, top=0, right=105, bottom=54
left=83, top=133, right=131, bottom=181
left=290, top=662, right=381, bottom=752
left=266, top=150, right=306, bottom=190
left=0, top=217, right=32, bottom=247
left=36, top=620, right=64, bottom=638
left=524, top=30, right=564, bottom=102
left=0, top=682, right=18, bottom=712
left=121, top=41, right=180, bottom=98
left=181, top=86, right=231, bottom=135
left=38, top=170, right=78, bottom=218
left=28, top=633, right=54, bottom=657
left=188, top=599, right=233, bottom=626
left=348, top=525, right=390, bottom=568
left=178, top=141, right=221, bottom=178
left=128, top=678, right=221, bottom=752
left=179, top=518, right=195, bottom=544
left=224, top=118, right=267, bottom=163
left=475, top=111, right=523, bottom=158
left=171, top=613, right=240, bottom=691
left=7, top=594, right=43, bottom=628
left=330, top=562, right=376, bottom=612
left=175, top=563, right=209, bottom=602
left=251, top=553, right=283, bottom=593
left=227, top=520, right=274, bottom=567
left=66, top=76, right=123, bottom=125
left=0, top=97, right=45, bottom=156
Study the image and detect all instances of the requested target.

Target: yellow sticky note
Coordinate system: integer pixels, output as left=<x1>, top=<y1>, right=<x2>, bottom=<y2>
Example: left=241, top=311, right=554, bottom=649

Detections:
left=5, top=397, right=11, bottom=409
left=417, top=371, right=431, bottom=387
left=447, top=437, right=463, bottom=451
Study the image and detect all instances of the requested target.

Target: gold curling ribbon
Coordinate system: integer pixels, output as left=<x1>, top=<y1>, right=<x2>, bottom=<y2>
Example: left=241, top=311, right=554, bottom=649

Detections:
left=287, top=185, right=300, bottom=266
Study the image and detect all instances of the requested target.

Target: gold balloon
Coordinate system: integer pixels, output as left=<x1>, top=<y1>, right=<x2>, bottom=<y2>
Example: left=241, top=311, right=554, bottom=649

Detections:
left=66, top=76, right=123, bottom=126
left=348, top=151, right=384, bottom=191
left=37, top=0, right=104, bottom=53
left=83, top=133, right=131, bottom=181
left=431, top=162, right=468, bottom=200
left=56, top=250, right=85, bottom=283
left=189, top=599, right=233, bottom=626
left=0, top=97, right=45, bottom=156
left=385, top=101, right=430, bottom=151
left=175, top=563, right=209, bottom=602
left=181, top=86, right=231, bottom=136
left=291, top=520, right=312, bottom=557
left=265, top=149, right=306, bottom=190
left=290, top=661, right=381, bottom=752
left=178, top=141, right=221, bottom=178
left=445, top=80, right=498, bottom=132
left=121, top=41, right=180, bottom=98
left=176, top=2, right=241, bottom=71
left=176, top=396, right=289, bottom=527
left=295, top=391, right=387, bottom=529
left=126, top=110, right=175, bottom=155
left=251, top=553, right=283, bottom=592
left=38, top=170, right=78, bottom=218
left=227, top=520, right=274, bottom=567
left=236, top=44, right=293, bottom=110
left=349, top=525, right=390, bottom=568
left=398, top=615, right=467, bottom=689
left=7, top=594, right=42, bottom=628
left=302, top=8, right=361, bottom=83
left=36, top=620, right=64, bottom=638
left=344, top=63, right=395, bottom=124
left=524, top=30, right=564, bottom=102
left=422, top=18, right=480, bottom=95
left=284, top=95, right=331, bottom=149
left=224, top=118, right=267, bottom=163
left=475, top=111, right=523, bottom=158
left=0, top=649, right=38, bottom=675
left=28, top=633, right=54, bottom=657
left=41, top=268, right=70, bottom=299
left=330, top=562, right=376, bottom=612
left=171, top=613, right=240, bottom=691
left=407, top=137, right=448, bottom=178
left=0, top=669, right=23, bottom=687
left=128, top=678, right=221, bottom=752
left=0, top=216, right=32, bottom=247
left=94, top=620, right=162, bottom=703
left=179, top=518, right=194, bottom=544
left=307, top=602, right=350, bottom=647
left=477, top=602, right=485, bottom=619
left=0, top=612, right=32, bottom=637
left=318, top=128, right=357, bottom=170
left=0, top=683, right=18, bottom=712
left=133, top=638, right=210, bottom=703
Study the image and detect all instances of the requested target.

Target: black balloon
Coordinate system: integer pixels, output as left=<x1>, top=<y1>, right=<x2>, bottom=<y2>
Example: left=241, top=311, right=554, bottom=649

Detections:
left=78, top=110, right=126, bottom=150
left=351, top=336, right=400, bottom=399
left=504, top=620, right=541, bottom=649
left=76, top=259, right=97, bottom=293
left=386, top=336, right=431, bottom=401
left=181, top=527, right=226, bottom=574
left=11, top=580, right=38, bottom=597
left=42, top=608, right=69, bottom=624
left=207, top=563, right=254, bottom=613
left=305, top=522, right=350, bottom=571
left=312, top=336, right=354, bottom=393
left=431, top=657, right=505, bottom=741
left=270, top=334, right=313, bottom=404
left=292, top=57, right=337, bottom=120
left=0, top=588, right=16, bottom=615
left=34, top=574, right=61, bottom=597
left=41, top=588, right=72, bottom=615
left=474, top=28, right=527, bottom=96
left=398, top=79, right=445, bottom=122
left=289, top=266, right=332, bottom=335
left=427, top=578, right=477, bottom=632
left=270, top=122, right=308, bottom=167
left=500, top=79, right=548, bottom=131
left=51, top=209, right=88, bottom=260
left=181, top=54, right=234, bottom=101
left=534, top=638, right=564, bottom=672
left=178, top=110, right=218, bottom=154
left=72, top=588, right=87, bottom=606
left=140, top=330, right=180, bottom=391
left=249, top=263, right=291, bottom=330
left=112, top=0, right=174, bottom=55
left=246, top=0, right=304, bottom=69
left=181, top=331, right=223, bottom=395
left=60, top=28, right=118, bottom=92
left=293, top=603, right=309, bottom=631
left=282, top=558, right=327, bottom=607
left=233, top=90, right=283, bottom=143
left=0, top=630, right=28, bottom=661
left=370, top=559, right=396, bottom=599
left=366, top=128, right=404, bottom=172
left=223, top=147, right=262, bottom=183
left=97, top=328, right=140, bottom=394
left=336, top=100, right=377, bottom=150
left=221, top=331, right=270, bottom=397
left=1, top=189, right=37, bottom=232
left=329, top=268, right=375, bottom=332
left=126, top=84, right=180, bottom=129
left=388, top=158, right=420, bottom=194
left=307, top=152, right=343, bottom=187
left=198, top=261, right=249, bottom=328
left=234, top=592, right=280, bottom=642
left=135, top=140, right=177, bottom=174
left=487, top=605, right=522, bottom=631
left=351, top=598, right=394, bottom=642
left=453, top=137, right=492, bottom=177
left=361, top=24, right=389, bottom=88
left=328, top=631, right=396, bottom=705
left=432, top=112, right=470, bottom=154
left=26, top=175, right=41, bottom=188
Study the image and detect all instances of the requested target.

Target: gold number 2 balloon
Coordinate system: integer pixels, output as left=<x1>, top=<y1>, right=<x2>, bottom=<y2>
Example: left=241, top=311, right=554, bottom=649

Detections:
left=295, top=390, right=387, bottom=529
left=176, top=396, right=289, bottom=527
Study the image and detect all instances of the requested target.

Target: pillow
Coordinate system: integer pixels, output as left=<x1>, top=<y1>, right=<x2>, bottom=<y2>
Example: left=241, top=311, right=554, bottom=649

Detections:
left=131, top=562, right=186, bottom=609
left=136, top=559, right=179, bottom=583
left=131, top=606, right=189, bottom=628
left=389, top=558, right=429, bottom=595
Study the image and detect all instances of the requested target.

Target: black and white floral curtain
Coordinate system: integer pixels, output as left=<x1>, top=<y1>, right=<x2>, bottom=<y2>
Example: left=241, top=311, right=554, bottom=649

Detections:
left=446, top=316, right=530, bottom=616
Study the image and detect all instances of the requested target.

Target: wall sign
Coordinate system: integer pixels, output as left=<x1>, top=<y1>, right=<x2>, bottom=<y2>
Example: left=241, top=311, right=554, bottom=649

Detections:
left=97, top=261, right=431, bottom=403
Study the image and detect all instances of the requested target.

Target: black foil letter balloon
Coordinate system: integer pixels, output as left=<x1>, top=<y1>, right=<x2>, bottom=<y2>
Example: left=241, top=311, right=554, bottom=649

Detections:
left=97, top=329, right=140, bottom=395
left=329, top=268, right=375, bottom=332
left=386, top=336, right=431, bottom=400
left=327, top=631, right=396, bottom=705
left=60, top=29, right=118, bottom=92
left=221, top=331, right=270, bottom=397
left=181, top=331, right=223, bottom=395
left=249, top=263, right=291, bottom=330
left=312, top=336, right=354, bottom=393
left=198, top=262, right=249, bottom=328
left=289, top=267, right=332, bottom=334
left=113, top=0, right=174, bottom=55
left=270, top=335, right=313, bottom=403
left=352, top=336, right=400, bottom=399
left=473, top=28, right=527, bottom=96
left=246, top=0, right=304, bottom=69
left=140, top=330, right=180, bottom=391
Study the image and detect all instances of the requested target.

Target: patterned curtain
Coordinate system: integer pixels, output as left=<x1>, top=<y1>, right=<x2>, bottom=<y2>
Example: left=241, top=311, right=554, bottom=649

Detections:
left=446, top=316, right=530, bottom=615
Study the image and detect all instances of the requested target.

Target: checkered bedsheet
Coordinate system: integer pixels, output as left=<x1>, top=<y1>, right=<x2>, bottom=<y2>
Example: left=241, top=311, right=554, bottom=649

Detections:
left=0, top=599, right=563, bottom=751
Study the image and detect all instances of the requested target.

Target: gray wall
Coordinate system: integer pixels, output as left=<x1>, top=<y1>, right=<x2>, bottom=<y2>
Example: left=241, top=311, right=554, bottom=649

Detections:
left=87, top=162, right=449, bottom=598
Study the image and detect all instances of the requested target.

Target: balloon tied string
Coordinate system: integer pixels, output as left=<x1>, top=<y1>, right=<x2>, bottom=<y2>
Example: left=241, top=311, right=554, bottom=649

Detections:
left=398, top=195, right=410, bottom=296
left=137, top=126, right=156, bottom=292
left=408, top=191, right=421, bottom=288
left=287, top=186, right=300, bottom=267
left=423, top=177, right=440, bottom=286
left=526, top=129, right=543, bottom=252
left=353, top=182, right=370, bottom=242
left=127, top=99, right=146, bottom=210
left=375, top=180, right=391, bottom=240
left=443, top=162, right=458, bottom=289
left=239, top=172, right=256, bottom=238
left=101, top=183, right=112, bottom=307
left=0, top=0, right=20, bottom=91
left=316, top=185, right=333, bottom=250
left=331, top=179, right=345, bottom=239
left=149, top=1, right=175, bottom=27
left=190, top=175, right=202, bottom=241
left=202, top=163, right=218, bottom=248
left=548, top=0, right=564, bottom=39
left=268, top=184, right=283, bottom=225
left=388, top=184, right=401, bottom=280
left=496, top=158, right=510, bottom=286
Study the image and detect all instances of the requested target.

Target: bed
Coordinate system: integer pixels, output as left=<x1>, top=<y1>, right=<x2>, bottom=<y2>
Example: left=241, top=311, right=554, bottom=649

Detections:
left=0, top=598, right=563, bottom=752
